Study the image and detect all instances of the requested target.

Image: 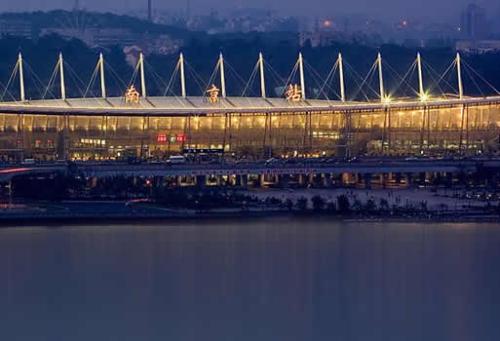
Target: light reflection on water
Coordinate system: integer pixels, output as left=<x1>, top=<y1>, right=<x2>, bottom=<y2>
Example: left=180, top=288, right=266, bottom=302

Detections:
left=0, top=218, right=499, bottom=341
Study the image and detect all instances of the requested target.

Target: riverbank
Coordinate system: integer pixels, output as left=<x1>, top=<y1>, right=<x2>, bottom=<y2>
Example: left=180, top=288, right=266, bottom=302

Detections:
left=1, top=211, right=499, bottom=227
left=0, top=193, right=498, bottom=226
left=1, top=187, right=499, bottom=225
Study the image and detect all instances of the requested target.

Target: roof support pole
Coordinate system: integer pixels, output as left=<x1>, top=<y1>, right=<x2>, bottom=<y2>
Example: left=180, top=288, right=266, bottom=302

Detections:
left=179, top=53, right=186, bottom=98
left=219, top=53, right=226, bottom=98
left=18, top=53, right=25, bottom=102
left=456, top=52, right=463, bottom=99
left=259, top=52, right=266, bottom=98
left=338, top=53, right=346, bottom=102
left=298, top=52, right=306, bottom=100
left=139, top=52, right=147, bottom=98
left=59, top=53, right=66, bottom=100
left=99, top=53, right=106, bottom=99
left=417, top=52, right=425, bottom=100
left=377, top=52, right=385, bottom=103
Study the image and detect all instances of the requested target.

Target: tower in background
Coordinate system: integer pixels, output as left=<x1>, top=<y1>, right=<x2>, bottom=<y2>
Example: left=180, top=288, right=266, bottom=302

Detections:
left=148, top=0, right=152, bottom=21
left=186, top=0, right=191, bottom=20
left=460, top=3, right=488, bottom=40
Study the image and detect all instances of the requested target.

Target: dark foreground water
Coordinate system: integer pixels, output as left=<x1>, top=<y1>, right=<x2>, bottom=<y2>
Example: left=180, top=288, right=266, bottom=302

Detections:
left=0, top=218, right=500, bottom=341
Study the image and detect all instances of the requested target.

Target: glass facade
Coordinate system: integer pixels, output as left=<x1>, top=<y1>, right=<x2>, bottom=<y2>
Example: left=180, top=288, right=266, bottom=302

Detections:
left=0, top=104, right=498, bottom=161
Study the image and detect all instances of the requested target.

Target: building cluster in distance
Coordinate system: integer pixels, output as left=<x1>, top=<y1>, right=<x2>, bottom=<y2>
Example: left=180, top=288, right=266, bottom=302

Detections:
left=0, top=3, right=499, bottom=55
left=298, top=3, right=500, bottom=53
left=455, top=4, right=500, bottom=54
left=0, top=18, right=32, bottom=39
left=0, top=11, right=184, bottom=58
left=39, top=27, right=183, bottom=56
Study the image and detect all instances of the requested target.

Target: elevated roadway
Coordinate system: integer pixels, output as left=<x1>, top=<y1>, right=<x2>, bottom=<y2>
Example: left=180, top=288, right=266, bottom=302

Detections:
left=1, top=159, right=498, bottom=182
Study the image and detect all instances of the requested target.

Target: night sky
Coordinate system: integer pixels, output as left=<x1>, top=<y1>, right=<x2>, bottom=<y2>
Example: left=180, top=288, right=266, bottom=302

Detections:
left=1, top=0, right=499, bottom=22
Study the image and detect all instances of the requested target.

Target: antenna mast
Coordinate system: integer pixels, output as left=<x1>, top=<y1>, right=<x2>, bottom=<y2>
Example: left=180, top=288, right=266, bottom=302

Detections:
left=148, top=0, right=152, bottom=21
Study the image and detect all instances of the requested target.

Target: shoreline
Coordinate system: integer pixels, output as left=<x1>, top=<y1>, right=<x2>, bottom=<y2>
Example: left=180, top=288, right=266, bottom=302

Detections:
left=0, top=206, right=498, bottom=227
left=1, top=187, right=498, bottom=227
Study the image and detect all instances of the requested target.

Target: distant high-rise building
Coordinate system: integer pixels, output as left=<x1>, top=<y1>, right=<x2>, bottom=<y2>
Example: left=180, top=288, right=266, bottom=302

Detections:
left=0, top=19, right=33, bottom=39
left=186, top=0, right=191, bottom=20
left=460, top=3, right=488, bottom=40
left=148, top=0, right=152, bottom=21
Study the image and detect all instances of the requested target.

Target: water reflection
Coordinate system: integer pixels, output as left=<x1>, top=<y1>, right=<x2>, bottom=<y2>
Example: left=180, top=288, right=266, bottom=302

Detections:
left=0, top=219, right=499, bottom=341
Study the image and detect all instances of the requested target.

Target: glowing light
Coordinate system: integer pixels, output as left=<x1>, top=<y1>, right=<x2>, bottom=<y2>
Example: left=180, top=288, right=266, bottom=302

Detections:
left=383, top=96, right=392, bottom=104
left=420, top=92, right=430, bottom=102
left=125, top=85, right=140, bottom=104
left=323, top=20, right=333, bottom=28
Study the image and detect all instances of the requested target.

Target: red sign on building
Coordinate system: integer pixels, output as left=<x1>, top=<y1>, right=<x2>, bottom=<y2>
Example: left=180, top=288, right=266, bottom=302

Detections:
left=157, top=134, right=167, bottom=143
left=176, top=134, right=186, bottom=143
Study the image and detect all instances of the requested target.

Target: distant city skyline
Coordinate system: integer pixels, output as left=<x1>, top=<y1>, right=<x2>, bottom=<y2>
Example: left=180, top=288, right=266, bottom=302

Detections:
left=0, top=0, right=499, bottom=23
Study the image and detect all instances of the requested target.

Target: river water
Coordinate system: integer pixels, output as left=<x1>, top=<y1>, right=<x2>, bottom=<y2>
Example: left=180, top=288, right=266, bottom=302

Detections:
left=0, top=218, right=499, bottom=341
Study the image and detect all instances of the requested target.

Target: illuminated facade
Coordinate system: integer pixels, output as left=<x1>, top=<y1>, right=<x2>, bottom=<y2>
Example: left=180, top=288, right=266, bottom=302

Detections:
left=0, top=99, right=498, bottom=161
left=0, top=52, right=498, bottom=161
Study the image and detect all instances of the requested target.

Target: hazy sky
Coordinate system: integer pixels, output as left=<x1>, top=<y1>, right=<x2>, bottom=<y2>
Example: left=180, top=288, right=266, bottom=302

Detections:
left=1, top=0, right=499, bottom=22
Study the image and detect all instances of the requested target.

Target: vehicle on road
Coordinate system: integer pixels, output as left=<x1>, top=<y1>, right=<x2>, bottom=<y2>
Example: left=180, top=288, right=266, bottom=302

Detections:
left=167, top=155, right=186, bottom=165
left=21, top=158, right=36, bottom=165
left=265, top=158, right=280, bottom=166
